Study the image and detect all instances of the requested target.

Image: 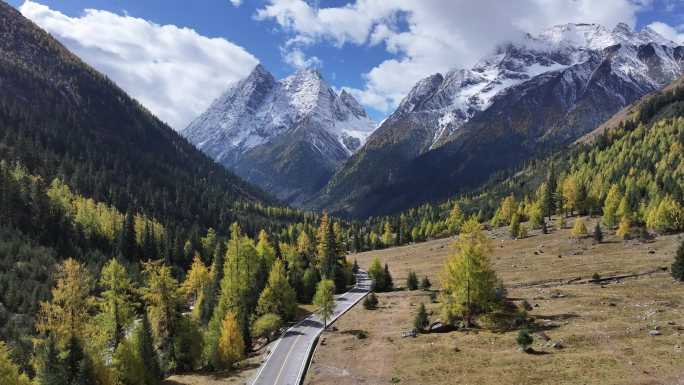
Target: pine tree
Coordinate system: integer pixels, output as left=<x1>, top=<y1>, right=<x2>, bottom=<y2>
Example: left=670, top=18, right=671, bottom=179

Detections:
left=64, top=336, right=84, bottom=383
left=383, top=263, right=394, bottom=291
left=406, top=271, right=419, bottom=290
left=593, top=222, right=603, bottom=243
left=118, top=209, right=137, bottom=260
left=217, top=311, right=245, bottom=370
left=420, top=276, right=432, bottom=290
left=671, top=238, right=684, bottom=281
left=137, top=313, right=162, bottom=385
left=414, top=303, right=429, bottom=331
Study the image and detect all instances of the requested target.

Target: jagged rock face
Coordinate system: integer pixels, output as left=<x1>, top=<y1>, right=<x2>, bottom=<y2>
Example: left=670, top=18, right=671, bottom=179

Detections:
left=182, top=65, right=375, bottom=204
left=311, top=22, right=684, bottom=218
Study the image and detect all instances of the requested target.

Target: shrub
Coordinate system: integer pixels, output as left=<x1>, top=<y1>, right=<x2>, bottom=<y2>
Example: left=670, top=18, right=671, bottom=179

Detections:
left=363, top=293, right=378, bottom=310
left=414, top=303, right=429, bottom=331
left=571, top=218, right=588, bottom=238
left=516, top=329, right=533, bottom=352
left=251, top=313, right=282, bottom=343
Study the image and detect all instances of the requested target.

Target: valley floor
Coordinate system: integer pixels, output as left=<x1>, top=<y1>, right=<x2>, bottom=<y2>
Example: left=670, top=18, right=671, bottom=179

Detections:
left=305, top=216, right=684, bottom=385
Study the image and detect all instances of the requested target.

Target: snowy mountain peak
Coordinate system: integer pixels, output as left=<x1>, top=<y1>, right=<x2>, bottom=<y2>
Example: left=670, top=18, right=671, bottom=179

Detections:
left=382, top=21, right=684, bottom=150
left=339, top=89, right=368, bottom=118
left=181, top=65, right=376, bottom=201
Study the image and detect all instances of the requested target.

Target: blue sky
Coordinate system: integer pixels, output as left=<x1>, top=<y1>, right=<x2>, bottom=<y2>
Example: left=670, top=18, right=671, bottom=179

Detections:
left=10, top=0, right=684, bottom=127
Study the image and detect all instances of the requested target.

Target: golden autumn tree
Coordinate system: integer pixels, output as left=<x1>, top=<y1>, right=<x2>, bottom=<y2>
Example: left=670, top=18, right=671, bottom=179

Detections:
left=217, top=311, right=245, bottom=369
left=440, top=218, right=500, bottom=327
left=37, top=258, right=94, bottom=344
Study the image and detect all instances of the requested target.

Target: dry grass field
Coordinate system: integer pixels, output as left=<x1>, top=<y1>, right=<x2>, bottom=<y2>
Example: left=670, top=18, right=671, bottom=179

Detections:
left=305, top=216, right=684, bottom=385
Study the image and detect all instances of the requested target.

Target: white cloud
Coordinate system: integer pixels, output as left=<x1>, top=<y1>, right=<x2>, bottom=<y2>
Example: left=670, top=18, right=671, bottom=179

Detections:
left=257, top=0, right=648, bottom=113
left=281, top=46, right=322, bottom=69
left=230, top=0, right=242, bottom=7
left=647, top=21, right=684, bottom=44
left=20, top=1, right=258, bottom=130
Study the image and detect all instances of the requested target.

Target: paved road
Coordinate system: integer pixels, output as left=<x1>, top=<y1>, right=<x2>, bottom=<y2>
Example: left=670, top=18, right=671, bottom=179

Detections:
left=251, top=271, right=371, bottom=385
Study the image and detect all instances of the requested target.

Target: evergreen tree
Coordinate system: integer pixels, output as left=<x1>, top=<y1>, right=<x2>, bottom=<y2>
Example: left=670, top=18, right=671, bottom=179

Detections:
left=406, top=271, right=419, bottom=290
left=414, top=303, right=429, bottom=331
left=420, top=276, right=432, bottom=291
left=671, top=238, right=684, bottom=281
left=384, top=263, right=394, bottom=291
left=118, top=209, right=137, bottom=261
left=136, top=313, right=162, bottom=385
left=64, top=336, right=84, bottom=383
left=593, top=222, right=603, bottom=243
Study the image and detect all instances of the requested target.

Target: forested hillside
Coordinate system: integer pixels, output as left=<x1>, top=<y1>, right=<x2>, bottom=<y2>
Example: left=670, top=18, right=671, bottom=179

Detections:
left=350, top=77, right=684, bottom=251
left=0, top=0, right=325, bottom=372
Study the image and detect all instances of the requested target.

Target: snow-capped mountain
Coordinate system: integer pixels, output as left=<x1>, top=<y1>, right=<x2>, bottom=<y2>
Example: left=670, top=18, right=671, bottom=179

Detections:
left=182, top=64, right=375, bottom=203
left=388, top=22, right=683, bottom=150
left=311, top=22, right=684, bottom=217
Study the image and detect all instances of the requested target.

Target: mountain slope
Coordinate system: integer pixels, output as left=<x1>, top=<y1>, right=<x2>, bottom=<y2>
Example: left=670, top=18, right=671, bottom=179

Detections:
left=0, top=1, right=291, bottom=236
left=312, top=22, right=684, bottom=218
left=183, top=66, right=376, bottom=204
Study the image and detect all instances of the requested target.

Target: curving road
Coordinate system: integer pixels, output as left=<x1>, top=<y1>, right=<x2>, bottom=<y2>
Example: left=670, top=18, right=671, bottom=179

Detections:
left=251, top=271, right=371, bottom=385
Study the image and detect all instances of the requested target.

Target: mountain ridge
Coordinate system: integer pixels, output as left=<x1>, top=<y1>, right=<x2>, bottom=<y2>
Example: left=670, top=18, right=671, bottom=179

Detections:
left=309, top=22, right=684, bottom=218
